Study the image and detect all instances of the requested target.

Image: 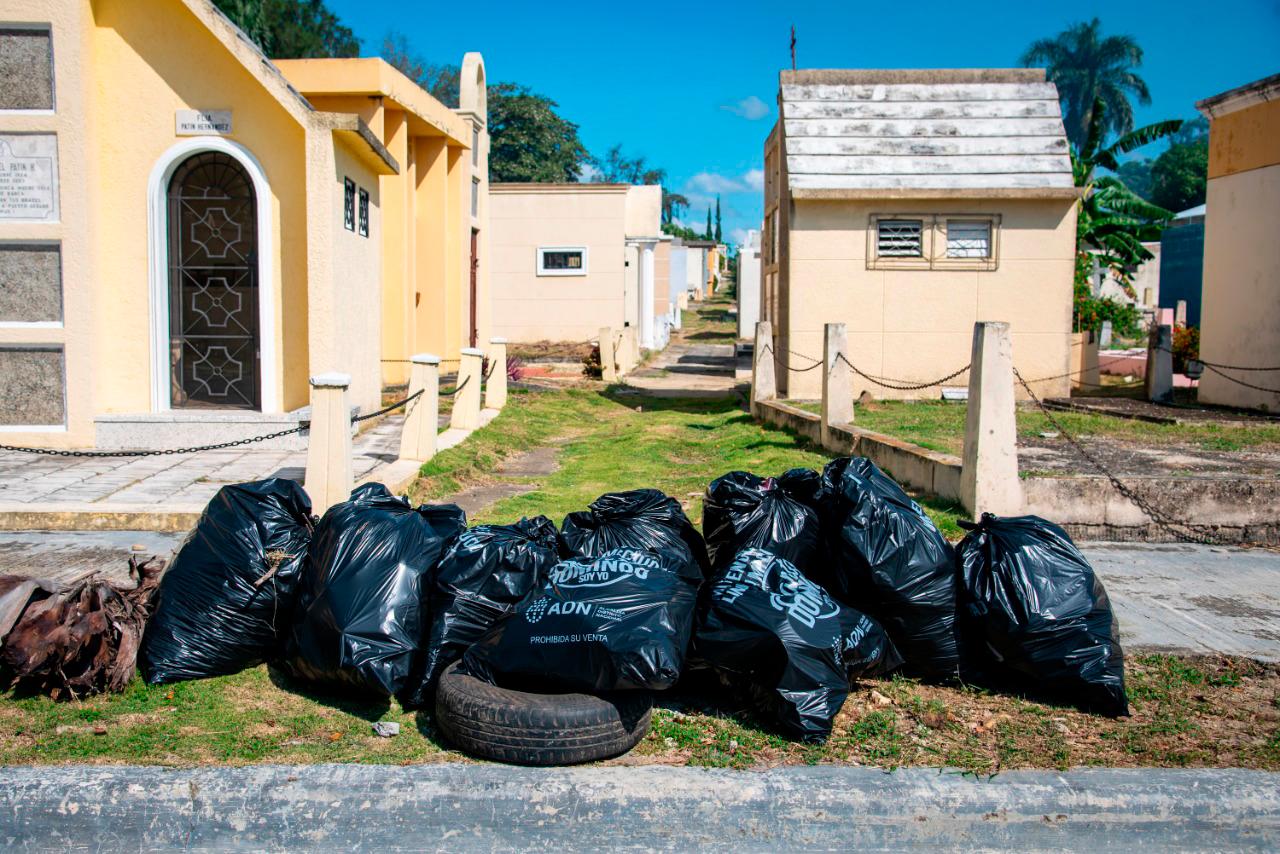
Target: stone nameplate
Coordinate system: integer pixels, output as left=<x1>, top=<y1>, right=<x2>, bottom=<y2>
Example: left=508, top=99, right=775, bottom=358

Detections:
left=176, top=110, right=232, bottom=136
left=0, top=134, right=58, bottom=222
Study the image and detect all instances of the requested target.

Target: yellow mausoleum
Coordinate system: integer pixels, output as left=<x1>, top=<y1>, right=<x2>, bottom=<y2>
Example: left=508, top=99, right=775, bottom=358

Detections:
left=0, top=0, right=489, bottom=448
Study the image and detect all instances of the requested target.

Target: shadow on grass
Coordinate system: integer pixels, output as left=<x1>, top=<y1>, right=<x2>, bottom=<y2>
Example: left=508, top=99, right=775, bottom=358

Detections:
left=600, top=386, right=744, bottom=416
left=683, top=331, right=737, bottom=342
left=266, top=664, right=391, bottom=723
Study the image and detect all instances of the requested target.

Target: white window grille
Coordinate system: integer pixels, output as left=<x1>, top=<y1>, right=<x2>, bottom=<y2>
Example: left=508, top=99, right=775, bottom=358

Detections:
left=877, top=220, right=923, bottom=256
left=946, top=220, right=991, bottom=258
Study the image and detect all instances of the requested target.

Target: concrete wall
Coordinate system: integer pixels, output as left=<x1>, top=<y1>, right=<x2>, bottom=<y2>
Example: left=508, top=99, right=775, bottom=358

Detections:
left=668, top=246, right=688, bottom=304
left=624, top=185, right=661, bottom=237
left=653, top=240, right=672, bottom=319
left=489, top=186, right=628, bottom=341
left=780, top=198, right=1076, bottom=400
left=330, top=142, right=382, bottom=412
left=1159, top=221, right=1204, bottom=327
left=737, top=229, right=761, bottom=339
left=1197, top=163, right=1280, bottom=410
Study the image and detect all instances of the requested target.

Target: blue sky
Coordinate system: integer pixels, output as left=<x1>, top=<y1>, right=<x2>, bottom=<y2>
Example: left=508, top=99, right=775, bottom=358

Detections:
left=327, top=0, right=1280, bottom=244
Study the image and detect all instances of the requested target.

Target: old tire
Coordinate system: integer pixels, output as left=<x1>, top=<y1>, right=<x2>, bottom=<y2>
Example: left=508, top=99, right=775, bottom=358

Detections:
left=434, top=662, right=652, bottom=766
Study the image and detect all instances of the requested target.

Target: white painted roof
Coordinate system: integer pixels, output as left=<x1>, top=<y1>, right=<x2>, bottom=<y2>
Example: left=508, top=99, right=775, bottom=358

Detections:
left=779, top=69, right=1074, bottom=194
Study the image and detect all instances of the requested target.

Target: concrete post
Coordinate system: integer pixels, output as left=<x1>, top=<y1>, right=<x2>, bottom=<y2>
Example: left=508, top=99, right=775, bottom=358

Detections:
left=1073, top=330, right=1100, bottom=390
left=960, top=322, right=1022, bottom=518
left=399, top=354, right=440, bottom=462
left=751, top=321, right=777, bottom=417
left=620, top=327, right=639, bottom=374
left=638, top=240, right=657, bottom=349
left=821, top=323, right=854, bottom=444
left=599, top=327, right=617, bottom=382
left=485, top=338, right=508, bottom=410
left=304, top=373, right=353, bottom=515
left=451, top=347, right=484, bottom=430
left=672, top=300, right=682, bottom=331
left=1175, top=300, right=1188, bottom=327
left=1100, top=320, right=1113, bottom=348
left=1146, top=324, right=1174, bottom=404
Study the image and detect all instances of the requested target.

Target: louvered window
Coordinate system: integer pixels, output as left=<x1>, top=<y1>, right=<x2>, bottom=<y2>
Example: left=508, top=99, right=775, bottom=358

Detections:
left=877, top=220, right=923, bottom=257
left=946, top=220, right=991, bottom=258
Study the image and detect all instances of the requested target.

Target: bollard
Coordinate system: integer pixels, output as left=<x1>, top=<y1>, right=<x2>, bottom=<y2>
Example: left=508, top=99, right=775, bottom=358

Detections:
left=671, top=301, right=681, bottom=331
left=599, top=327, right=617, bottom=382
left=751, top=320, right=777, bottom=417
left=960, top=322, right=1022, bottom=518
left=1100, top=320, right=1113, bottom=348
left=822, top=323, right=854, bottom=444
left=398, top=354, right=440, bottom=462
left=485, top=337, right=508, bottom=410
left=1175, top=300, right=1187, bottom=328
left=1146, top=324, right=1173, bottom=404
left=451, top=347, right=484, bottom=431
left=621, top=326, right=639, bottom=373
left=304, top=373, right=354, bottom=515
left=1073, top=330, right=1100, bottom=390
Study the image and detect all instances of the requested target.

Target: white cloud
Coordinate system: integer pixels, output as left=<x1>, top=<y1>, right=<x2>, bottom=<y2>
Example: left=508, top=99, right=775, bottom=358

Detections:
left=686, top=172, right=746, bottom=194
left=729, top=227, right=749, bottom=246
left=577, top=162, right=603, bottom=182
left=742, top=169, right=764, bottom=191
left=721, top=95, right=770, bottom=121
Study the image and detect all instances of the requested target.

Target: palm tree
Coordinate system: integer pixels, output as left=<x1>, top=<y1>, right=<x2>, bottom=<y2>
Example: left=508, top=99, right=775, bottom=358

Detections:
left=1074, top=97, right=1181, bottom=286
left=1022, top=18, right=1151, bottom=150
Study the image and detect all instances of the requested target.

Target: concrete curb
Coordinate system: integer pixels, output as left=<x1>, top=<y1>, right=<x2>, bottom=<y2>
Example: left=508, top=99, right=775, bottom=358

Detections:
left=1, top=764, right=1277, bottom=851
left=0, top=503, right=204, bottom=533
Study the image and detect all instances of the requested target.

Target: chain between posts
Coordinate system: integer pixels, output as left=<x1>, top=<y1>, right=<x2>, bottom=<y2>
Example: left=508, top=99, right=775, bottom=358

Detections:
left=441, top=375, right=471, bottom=397
left=0, top=389, right=426, bottom=459
left=1013, top=367, right=1224, bottom=546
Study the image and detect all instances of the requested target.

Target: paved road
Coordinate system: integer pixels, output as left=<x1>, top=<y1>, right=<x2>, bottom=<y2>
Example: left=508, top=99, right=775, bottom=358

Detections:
left=2, top=764, right=1277, bottom=851
left=1, top=533, right=1276, bottom=660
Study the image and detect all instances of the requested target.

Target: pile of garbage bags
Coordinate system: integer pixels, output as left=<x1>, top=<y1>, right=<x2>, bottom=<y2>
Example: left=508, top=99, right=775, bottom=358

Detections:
left=139, top=457, right=1127, bottom=744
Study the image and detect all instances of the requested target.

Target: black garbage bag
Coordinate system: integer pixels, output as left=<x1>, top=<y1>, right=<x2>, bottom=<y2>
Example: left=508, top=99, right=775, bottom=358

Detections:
left=955, top=513, right=1128, bottom=716
left=816, top=457, right=959, bottom=681
left=462, top=547, right=699, bottom=693
left=402, top=516, right=561, bottom=707
left=140, top=479, right=314, bottom=684
left=702, top=469, right=823, bottom=573
left=560, top=489, right=710, bottom=580
left=283, top=483, right=466, bottom=698
left=695, top=548, right=902, bottom=742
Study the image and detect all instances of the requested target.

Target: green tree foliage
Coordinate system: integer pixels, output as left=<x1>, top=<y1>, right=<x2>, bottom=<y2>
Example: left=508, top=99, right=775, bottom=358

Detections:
left=378, top=34, right=591, bottom=183
left=705, top=208, right=713, bottom=240
left=661, top=192, right=689, bottom=225
left=214, top=0, right=359, bottom=58
left=487, top=83, right=591, bottom=182
left=1022, top=18, right=1150, bottom=149
left=662, top=222, right=702, bottom=241
left=594, top=145, right=665, bottom=185
left=1149, top=121, right=1209, bottom=213
left=1073, top=252, right=1142, bottom=336
left=1073, top=97, right=1182, bottom=286
left=380, top=32, right=460, bottom=105
left=1116, top=158, right=1154, bottom=199
left=714, top=196, right=722, bottom=243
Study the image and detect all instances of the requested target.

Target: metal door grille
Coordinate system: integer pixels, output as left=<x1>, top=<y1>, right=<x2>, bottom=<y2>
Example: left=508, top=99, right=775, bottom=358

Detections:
left=167, top=152, right=260, bottom=409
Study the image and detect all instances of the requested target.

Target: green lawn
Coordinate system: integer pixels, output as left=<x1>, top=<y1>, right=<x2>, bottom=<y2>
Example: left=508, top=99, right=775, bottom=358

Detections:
left=789, top=399, right=1280, bottom=456
left=678, top=296, right=737, bottom=344
left=4, top=385, right=1277, bottom=770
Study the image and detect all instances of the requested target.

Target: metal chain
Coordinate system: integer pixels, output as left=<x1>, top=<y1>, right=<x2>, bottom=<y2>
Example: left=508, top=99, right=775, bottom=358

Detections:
left=1, top=389, right=426, bottom=458
left=442, top=375, right=471, bottom=397
left=1014, top=367, right=1223, bottom=545
left=1199, top=364, right=1280, bottom=395
left=836, top=353, right=970, bottom=391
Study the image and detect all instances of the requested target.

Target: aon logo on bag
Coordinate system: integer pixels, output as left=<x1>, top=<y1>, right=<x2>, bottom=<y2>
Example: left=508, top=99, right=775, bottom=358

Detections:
left=524, top=597, right=625, bottom=624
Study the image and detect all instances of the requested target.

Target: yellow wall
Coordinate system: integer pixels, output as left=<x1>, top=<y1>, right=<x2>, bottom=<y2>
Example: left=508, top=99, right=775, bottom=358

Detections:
left=781, top=198, right=1077, bottom=400
left=1207, top=97, right=1280, bottom=179
left=330, top=141, right=383, bottom=411
left=88, top=0, right=312, bottom=413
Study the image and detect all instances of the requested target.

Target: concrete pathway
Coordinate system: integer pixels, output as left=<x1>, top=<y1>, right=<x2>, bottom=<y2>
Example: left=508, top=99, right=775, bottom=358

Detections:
left=2, top=764, right=1276, bottom=850
left=0, top=416, right=410, bottom=531
left=1, top=534, right=1276, bottom=662
left=624, top=341, right=746, bottom=397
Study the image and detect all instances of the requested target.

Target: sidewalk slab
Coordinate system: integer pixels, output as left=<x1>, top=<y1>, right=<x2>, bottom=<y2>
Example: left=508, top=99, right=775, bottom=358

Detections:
left=1, top=764, right=1276, bottom=851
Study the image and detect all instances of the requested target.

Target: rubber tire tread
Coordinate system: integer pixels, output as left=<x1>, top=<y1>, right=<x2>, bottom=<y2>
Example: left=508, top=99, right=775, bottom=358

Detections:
left=435, top=662, right=652, bottom=765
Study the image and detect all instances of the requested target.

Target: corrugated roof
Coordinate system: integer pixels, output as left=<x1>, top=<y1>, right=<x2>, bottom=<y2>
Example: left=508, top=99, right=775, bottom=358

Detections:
left=779, top=69, right=1074, bottom=195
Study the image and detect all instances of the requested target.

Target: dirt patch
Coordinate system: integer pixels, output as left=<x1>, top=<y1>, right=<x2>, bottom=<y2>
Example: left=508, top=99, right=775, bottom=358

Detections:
left=1050, top=396, right=1280, bottom=427
left=1189, top=596, right=1280, bottom=621
left=1018, top=436, right=1280, bottom=477
left=445, top=444, right=565, bottom=517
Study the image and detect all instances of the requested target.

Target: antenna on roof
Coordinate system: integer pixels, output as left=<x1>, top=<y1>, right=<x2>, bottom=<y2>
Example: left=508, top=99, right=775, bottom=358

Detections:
left=790, top=25, right=797, bottom=71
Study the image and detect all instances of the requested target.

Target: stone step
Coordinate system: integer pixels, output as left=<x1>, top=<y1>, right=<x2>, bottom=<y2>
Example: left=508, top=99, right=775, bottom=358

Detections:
left=93, top=406, right=358, bottom=452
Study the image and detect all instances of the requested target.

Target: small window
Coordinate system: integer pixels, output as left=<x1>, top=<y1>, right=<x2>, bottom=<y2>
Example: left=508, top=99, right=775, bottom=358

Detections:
left=946, top=220, right=991, bottom=258
left=471, top=177, right=480, bottom=218
left=358, top=187, right=369, bottom=237
left=537, top=246, right=588, bottom=276
left=343, top=178, right=355, bottom=232
left=877, top=220, right=923, bottom=257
